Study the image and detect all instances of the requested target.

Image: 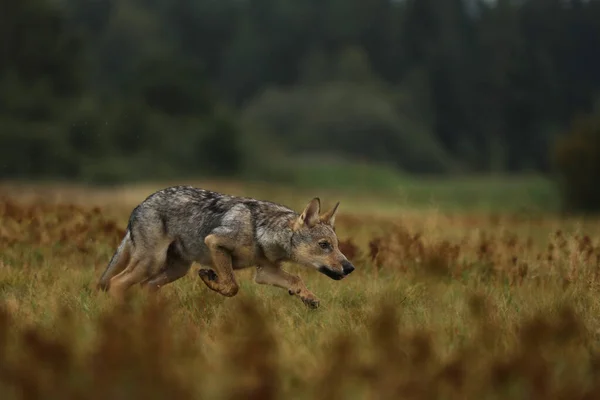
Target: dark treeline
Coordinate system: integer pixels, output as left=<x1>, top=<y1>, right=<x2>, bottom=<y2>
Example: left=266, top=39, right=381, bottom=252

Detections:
left=2, top=0, right=600, bottom=183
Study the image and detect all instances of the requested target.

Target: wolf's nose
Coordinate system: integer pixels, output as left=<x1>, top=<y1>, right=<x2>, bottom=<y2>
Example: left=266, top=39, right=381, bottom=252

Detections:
left=342, top=261, right=355, bottom=275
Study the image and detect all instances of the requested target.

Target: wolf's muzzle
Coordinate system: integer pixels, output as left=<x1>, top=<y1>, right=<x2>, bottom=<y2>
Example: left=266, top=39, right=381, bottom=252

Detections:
left=342, top=260, right=355, bottom=275
left=318, top=266, right=345, bottom=280
left=318, top=260, right=355, bottom=280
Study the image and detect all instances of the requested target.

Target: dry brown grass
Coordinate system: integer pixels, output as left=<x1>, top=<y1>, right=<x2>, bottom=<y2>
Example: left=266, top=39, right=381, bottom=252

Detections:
left=2, top=183, right=600, bottom=399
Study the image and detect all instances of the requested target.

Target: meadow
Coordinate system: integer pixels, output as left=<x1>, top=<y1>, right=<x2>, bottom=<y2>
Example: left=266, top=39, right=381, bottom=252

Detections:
left=1, top=177, right=600, bottom=399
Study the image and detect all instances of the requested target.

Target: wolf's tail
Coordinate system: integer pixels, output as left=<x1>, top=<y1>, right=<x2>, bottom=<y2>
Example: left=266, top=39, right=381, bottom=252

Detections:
left=96, top=230, right=133, bottom=291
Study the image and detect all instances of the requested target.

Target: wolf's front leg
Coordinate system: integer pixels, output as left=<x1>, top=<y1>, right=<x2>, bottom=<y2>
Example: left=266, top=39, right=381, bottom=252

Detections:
left=254, top=265, right=320, bottom=309
left=199, top=234, right=239, bottom=297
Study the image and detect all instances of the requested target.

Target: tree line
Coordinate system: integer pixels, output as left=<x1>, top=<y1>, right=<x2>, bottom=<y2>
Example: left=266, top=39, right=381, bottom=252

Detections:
left=1, top=0, right=600, bottom=187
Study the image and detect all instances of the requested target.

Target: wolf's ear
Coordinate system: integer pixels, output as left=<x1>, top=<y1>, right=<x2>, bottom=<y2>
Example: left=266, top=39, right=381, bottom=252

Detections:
left=295, top=197, right=321, bottom=229
left=320, top=201, right=340, bottom=228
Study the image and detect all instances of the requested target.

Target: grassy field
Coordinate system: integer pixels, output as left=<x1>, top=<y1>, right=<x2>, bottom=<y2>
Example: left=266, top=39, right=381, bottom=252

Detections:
left=1, top=178, right=600, bottom=399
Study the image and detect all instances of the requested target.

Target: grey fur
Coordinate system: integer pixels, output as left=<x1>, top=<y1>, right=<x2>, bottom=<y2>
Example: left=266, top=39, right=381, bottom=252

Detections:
left=96, top=185, right=355, bottom=308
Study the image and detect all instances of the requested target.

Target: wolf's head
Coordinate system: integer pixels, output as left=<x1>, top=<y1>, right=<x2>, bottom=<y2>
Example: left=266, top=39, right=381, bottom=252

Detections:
left=290, top=198, right=355, bottom=280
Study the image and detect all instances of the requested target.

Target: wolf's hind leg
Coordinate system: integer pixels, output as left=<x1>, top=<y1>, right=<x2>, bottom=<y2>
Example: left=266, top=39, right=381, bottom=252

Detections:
left=254, top=265, right=320, bottom=309
left=199, top=234, right=240, bottom=297
left=108, top=246, right=169, bottom=301
left=141, top=245, right=192, bottom=292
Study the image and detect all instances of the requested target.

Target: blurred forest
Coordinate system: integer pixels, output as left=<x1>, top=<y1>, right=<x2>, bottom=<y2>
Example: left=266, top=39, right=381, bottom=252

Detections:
left=2, top=0, right=600, bottom=189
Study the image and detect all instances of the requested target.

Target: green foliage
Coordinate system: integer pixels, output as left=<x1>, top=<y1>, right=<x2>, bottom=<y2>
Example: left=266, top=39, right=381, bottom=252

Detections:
left=2, top=0, right=600, bottom=184
left=242, top=47, right=455, bottom=174
left=553, top=110, right=600, bottom=213
left=241, top=82, right=454, bottom=174
left=0, top=0, right=84, bottom=179
left=0, top=0, right=84, bottom=97
left=0, top=0, right=243, bottom=183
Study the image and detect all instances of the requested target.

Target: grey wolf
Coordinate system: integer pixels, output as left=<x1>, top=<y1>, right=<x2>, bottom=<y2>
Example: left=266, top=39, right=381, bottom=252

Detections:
left=96, top=186, right=356, bottom=308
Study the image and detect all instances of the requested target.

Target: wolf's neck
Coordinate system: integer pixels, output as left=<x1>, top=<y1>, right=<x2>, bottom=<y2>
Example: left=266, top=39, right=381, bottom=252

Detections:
left=254, top=212, right=297, bottom=262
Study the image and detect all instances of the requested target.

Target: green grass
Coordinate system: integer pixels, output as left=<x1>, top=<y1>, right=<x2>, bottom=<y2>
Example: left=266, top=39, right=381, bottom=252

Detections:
left=244, top=158, right=560, bottom=213
left=394, top=174, right=560, bottom=213
left=1, top=179, right=596, bottom=399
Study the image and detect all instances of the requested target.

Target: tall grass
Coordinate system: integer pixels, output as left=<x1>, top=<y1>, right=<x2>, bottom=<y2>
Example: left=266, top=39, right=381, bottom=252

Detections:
left=0, top=183, right=599, bottom=399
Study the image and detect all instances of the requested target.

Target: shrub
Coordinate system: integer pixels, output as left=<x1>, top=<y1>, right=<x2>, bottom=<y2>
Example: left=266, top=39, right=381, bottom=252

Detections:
left=241, top=82, right=455, bottom=174
left=553, top=110, right=600, bottom=213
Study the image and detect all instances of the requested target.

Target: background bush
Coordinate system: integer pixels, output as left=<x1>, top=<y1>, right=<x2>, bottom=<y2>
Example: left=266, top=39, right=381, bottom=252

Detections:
left=2, top=0, right=600, bottom=212
left=553, top=105, right=600, bottom=213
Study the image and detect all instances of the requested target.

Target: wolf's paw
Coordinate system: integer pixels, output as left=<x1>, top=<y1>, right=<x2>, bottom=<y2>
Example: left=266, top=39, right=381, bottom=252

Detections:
left=199, top=269, right=238, bottom=297
left=199, top=269, right=218, bottom=282
left=300, top=295, right=320, bottom=310
left=220, top=284, right=239, bottom=297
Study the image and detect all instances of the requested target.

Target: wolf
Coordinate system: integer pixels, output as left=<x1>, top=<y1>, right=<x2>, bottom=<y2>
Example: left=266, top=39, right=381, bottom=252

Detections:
left=96, top=186, right=356, bottom=309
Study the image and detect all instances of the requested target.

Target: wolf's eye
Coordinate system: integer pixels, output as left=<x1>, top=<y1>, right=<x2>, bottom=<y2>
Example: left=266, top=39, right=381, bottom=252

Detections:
left=319, top=241, right=331, bottom=250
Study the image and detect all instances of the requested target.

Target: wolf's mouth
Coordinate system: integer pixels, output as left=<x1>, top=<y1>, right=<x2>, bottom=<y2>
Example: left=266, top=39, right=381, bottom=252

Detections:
left=318, top=266, right=345, bottom=280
